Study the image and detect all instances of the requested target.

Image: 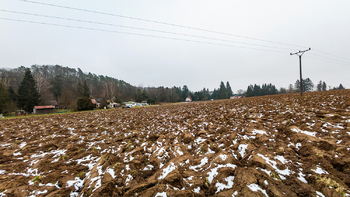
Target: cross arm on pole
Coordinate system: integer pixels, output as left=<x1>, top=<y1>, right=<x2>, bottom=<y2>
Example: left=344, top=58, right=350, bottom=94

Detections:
left=290, top=48, right=311, bottom=97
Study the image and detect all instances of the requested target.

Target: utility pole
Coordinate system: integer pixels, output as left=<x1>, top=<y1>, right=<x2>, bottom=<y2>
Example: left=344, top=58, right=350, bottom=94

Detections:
left=290, top=48, right=311, bottom=97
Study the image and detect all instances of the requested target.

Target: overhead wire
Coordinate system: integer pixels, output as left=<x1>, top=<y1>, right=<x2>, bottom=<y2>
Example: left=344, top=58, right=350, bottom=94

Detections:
left=304, top=56, right=350, bottom=66
left=0, top=17, right=288, bottom=53
left=312, top=49, right=350, bottom=62
left=6, top=1, right=350, bottom=64
left=0, top=9, right=295, bottom=52
left=18, top=0, right=307, bottom=49
left=308, top=52, right=350, bottom=64
left=17, top=0, right=349, bottom=64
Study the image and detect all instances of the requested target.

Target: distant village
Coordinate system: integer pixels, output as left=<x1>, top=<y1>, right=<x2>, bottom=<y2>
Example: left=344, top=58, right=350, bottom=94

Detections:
left=4, top=95, right=245, bottom=118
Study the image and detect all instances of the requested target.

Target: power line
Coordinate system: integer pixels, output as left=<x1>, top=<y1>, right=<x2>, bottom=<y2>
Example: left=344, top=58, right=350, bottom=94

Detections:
left=308, top=52, right=350, bottom=64
left=18, top=0, right=307, bottom=48
left=0, top=17, right=288, bottom=53
left=312, top=49, right=350, bottom=62
left=0, top=9, right=295, bottom=51
left=11, top=1, right=350, bottom=63
left=305, top=56, right=350, bottom=66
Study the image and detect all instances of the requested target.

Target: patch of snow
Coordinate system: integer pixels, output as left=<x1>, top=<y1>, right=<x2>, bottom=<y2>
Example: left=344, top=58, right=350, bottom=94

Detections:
left=207, top=163, right=236, bottom=184
left=298, top=172, right=308, bottom=183
left=44, top=181, right=60, bottom=189
left=194, top=137, right=206, bottom=144
left=159, top=162, right=177, bottom=179
left=66, top=177, right=84, bottom=191
left=175, top=146, right=183, bottom=156
left=19, top=142, right=26, bottom=149
left=143, top=165, right=154, bottom=171
left=232, top=139, right=237, bottom=145
left=311, top=166, right=329, bottom=175
left=274, top=155, right=288, bottom=164
left=189, top=157, right=208, bottom=172
left=125, top=174, right=133, bottom=186
left=291, top=127, right=317, bottom=137
left=257, top=154, right=292, bottom=176
left=232, top=191, right=238, bottom=196
left=92, top=179, right=102, bottom=192
left=13, top=152, right=21, bottom=156
left=0, top=170, right=5, bottom=174
left=264, top=180, right=268, bottom=185
left=247, top=183, right=268, bottom=197
left=193, top=187, right=200, bottom=194
left=106, top=167, right=116, bottom=179
left=219, top=154, right=227, bottom=161
left=206, top=147, right=215, bottom=154
left=215, top=176, right=235, bottom=193
left=238, top=144, right=248, bottom=158
left=155, top=192, right=167, bottom=197
left=252, top=129, right=266, bottom=135
left=316, top=191, right=325, bottom=197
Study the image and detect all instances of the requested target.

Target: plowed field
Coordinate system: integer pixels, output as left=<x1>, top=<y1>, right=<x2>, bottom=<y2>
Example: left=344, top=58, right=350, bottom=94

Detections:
left=1, top=90, right=350, bottom=197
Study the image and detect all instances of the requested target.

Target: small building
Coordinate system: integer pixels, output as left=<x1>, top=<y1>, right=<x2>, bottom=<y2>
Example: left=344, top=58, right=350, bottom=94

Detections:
left=15, top=110, right=27, bottom=116
left=33, top=105, right=55, bottom=115
left=185, top=96, right=192, bottom=102
left=91, top=99, right=99, bottom=108
left=109, top=102, right=120, bottom=108
left=125, top=101, right=137, bottom=108
left=230, top=96, right=242, bottom=99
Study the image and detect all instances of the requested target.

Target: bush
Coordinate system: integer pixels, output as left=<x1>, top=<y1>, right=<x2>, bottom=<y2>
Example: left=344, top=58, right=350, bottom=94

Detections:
left=77, top=97, right=95, bottom=111
left=100, top=98, right=108, bottom=109
left=147, top=98, right=155, bottom=105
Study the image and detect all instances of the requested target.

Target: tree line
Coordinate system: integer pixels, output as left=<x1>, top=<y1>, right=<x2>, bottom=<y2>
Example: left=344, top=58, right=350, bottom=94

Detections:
left=0, top=65, right=346, bottom=114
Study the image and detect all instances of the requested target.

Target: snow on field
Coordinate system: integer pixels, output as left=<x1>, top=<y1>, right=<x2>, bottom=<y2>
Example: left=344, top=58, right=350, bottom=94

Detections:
left=247, top=183, right=268, bottom=197
left=215, top=176, right=235, bottom=193
left=0, top=90, right=350, bottom=196
left=238, top=144, right=248, bottom=158
left=158, top=162, right=177, bottom=179
left=291, top=127, right=317, bottom=137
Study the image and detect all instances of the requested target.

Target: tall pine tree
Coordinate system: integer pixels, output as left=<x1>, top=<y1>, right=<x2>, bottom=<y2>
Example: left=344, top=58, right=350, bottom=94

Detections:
left=0, top=80, right=9, bottom=114
left=76, top=80, right=93, bottom=111
left=17, top=68, right=40, bottom=112
left=226, top=81, right=233, bottom=98
left=50, top=75, right=63, bottom=103
left=219, top=81, right=226, bottom=99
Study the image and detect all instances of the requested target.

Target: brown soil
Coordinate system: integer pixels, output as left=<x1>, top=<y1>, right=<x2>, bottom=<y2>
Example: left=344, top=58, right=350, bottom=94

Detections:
left=1, top=90, right=350, bottom=196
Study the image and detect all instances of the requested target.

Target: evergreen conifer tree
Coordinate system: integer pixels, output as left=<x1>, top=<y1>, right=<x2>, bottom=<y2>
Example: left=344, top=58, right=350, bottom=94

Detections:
left=82, top=81, right=90, bottom=97
left=50, top=75, right=63, bottom=103
left=316, top=81, right=322, bottom=91
left=322, top=82, right=327, bottom=91
left=7, top=86, right=17, bottom=102
left=76, top=80, right=92, bottom=111
left=219, top=81, right=226, bottom=99
left=226, top=81, right=233, bottom=98
left=0, top=80, right=9, bottom=114
left=17, top=68, right=40, bottom=112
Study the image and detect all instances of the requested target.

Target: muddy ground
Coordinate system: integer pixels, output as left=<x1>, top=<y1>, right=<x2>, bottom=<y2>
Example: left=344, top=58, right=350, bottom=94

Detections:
left=1, top=90, right=350, bottom=197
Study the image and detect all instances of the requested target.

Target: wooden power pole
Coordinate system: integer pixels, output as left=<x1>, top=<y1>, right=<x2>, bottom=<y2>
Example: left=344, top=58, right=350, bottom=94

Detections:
left=290, top=48, right=311, bottom=97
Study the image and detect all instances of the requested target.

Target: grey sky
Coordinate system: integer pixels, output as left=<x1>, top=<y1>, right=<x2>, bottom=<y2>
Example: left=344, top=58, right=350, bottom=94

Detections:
left=1, top=0, right=349, bottom=92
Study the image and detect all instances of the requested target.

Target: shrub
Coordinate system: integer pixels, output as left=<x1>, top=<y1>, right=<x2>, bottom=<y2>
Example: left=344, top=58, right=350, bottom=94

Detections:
left=76, top=97, right=95, bottom=111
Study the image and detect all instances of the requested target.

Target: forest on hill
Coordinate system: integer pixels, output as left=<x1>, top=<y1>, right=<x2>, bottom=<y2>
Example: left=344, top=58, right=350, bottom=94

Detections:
left=0, top=65, right=345, bottom=113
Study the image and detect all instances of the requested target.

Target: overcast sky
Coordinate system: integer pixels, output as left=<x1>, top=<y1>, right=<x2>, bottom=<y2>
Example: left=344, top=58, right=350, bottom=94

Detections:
left=1, top=0, right=349, bottom=92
